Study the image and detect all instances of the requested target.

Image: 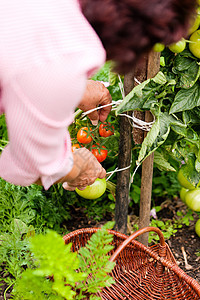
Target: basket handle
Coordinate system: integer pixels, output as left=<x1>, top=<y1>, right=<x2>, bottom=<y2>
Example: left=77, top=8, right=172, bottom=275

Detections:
left=109, top=226, right=165, bottom=262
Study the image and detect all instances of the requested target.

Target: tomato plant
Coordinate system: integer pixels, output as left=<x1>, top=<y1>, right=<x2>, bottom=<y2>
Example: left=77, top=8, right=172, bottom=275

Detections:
left=77, top=127, right=93, bottom=144
left=185, top=188, right=200, bottom=212
left=189, top=30, right=200, bottom=58
left=168, top=38, right=186, bottom=53
left=99, top=123, right=114, bottom=137
left=195, top=218, right=200, bottom=237
left=75, top=178, right=107, bottom=199
left=71, top=143, right=80, bottom=152
left=91, top=144, right=108, bottom=163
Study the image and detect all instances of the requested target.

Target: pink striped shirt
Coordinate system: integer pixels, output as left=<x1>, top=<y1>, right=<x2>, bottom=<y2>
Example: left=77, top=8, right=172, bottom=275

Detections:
left=0, top=0, right=106, bottom=189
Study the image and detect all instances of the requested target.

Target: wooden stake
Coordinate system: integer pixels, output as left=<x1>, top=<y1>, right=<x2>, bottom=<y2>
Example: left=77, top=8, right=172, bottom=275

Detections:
left=138, top=51, right=160, bottom=246
left=114, top=73, right=134, bottom=234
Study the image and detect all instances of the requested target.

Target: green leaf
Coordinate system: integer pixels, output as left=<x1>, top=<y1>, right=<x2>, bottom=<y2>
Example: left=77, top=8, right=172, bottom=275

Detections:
left=183, top=107, right=200, bottom=125
left=137, top=118, right=160, bottom=163
left=109, top=70, right=118, bottom=86
left=195, top=141, right=200, bottom=172
left=170, top=82, right=200, bottom=114
left=137, top=112, right=186, bottom=164
left=180, top=62, right=200, bottom=89
left=173, top=55, right=193, bottom=72
left=172, top=56, right=200, bottom=89
left=115, top=72, right=169, bottom=115
left=152, top=71, right=167, bottom=85
left=171, top=124, right=187, bottom=137
left=154, top=151, right=176, bottom=172
left=10, top=219, right=29, bottom=238
left=115, top=78, right=151, bottom=114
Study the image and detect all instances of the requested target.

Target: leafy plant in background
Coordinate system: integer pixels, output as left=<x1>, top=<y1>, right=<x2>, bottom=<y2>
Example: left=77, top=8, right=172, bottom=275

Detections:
left=0, top=219, right=35, bottom=291
left=116, top=47, right=200, bottom=184
left=0, top=178, right=79, bottom=234
left=148, top=208, right=194, bottom=244
left=12, top=222, right=115, bottom=300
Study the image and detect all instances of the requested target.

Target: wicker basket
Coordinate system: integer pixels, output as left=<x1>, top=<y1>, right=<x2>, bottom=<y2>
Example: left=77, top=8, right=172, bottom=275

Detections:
left=63, top=226, right=200, bottom=299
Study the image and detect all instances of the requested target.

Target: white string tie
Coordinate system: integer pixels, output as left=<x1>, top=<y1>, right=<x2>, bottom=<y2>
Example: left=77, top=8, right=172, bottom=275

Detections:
left=106, top=165, right=131, bottom=181
left=118, top=111, right=155, bottom=131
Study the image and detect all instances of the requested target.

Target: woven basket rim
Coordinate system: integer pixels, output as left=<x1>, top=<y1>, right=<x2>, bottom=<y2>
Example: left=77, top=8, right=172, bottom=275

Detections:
left=63, top=226, right=200, bottom=297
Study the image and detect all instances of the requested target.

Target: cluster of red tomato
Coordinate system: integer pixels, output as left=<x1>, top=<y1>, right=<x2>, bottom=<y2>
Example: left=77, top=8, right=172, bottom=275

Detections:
left=71, top=122, right=114, bottom=163
left=178, top=166, right=200, bottom=237
left=71, top=122, right=115, bottom=199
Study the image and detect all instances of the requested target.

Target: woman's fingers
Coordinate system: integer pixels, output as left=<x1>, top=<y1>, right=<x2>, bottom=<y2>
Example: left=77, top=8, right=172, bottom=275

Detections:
left=63, top=147, right=106, bottom=190
left=98, top=167, right=106, bottom=179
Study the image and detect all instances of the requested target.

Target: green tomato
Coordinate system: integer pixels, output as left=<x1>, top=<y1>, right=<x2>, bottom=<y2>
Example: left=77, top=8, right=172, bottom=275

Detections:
left=179, top=187, right=189, bottom=203
left=177, top=167, right=195, bottom=190
left=168, top=38, right=186, bottom=53
left=195, top=219, right=200, bottom=237
left=185, top=188, right=200, bottom=212
left=189, top=30, right=200, bottom=58
left=153, top=43, right=165, bottom=52
left=188, top=8, right=200, bottom=35
left=75, top=178, right=106, bottom=199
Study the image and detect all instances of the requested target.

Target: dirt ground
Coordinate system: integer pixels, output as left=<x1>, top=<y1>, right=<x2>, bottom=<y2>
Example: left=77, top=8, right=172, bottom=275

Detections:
left=157, top=198, right=200, bottom=284
left=1, top=197, right=200, bottom=299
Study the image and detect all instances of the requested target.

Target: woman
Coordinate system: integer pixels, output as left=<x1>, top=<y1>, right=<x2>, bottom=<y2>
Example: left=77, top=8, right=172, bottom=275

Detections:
left=0, top=0, right=196, bottom=191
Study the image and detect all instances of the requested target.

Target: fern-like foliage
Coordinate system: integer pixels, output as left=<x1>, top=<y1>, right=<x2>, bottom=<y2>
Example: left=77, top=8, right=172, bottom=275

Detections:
left=12, top=222, right=116, bottom=300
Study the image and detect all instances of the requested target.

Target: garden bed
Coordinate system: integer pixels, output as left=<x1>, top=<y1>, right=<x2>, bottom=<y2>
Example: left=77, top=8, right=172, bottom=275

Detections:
left=0, top=193, right=200, bottom=299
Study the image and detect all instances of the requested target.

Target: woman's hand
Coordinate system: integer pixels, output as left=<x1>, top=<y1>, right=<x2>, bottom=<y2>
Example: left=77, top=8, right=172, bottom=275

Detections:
left=62, top=147, right=106, bottom=191
left=78, top=80, right=112, bottom=125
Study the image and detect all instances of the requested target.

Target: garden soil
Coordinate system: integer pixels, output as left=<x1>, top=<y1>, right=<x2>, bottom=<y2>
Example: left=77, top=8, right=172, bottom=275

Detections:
left=1, top=197, right=200, bottom=299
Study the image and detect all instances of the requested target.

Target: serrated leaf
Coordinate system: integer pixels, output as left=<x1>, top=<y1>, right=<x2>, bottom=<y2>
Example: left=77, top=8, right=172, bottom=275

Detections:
left=137, top=118, right=160, bottom=163
left=154, top=151, right=176, bottom=172
left=115, top=72, right=168, bottom=115
left=137, top=112, right=186, bottom=164
left=172, top=56, right=200, bottom=89
left=115, top=78, right=151, bottom=114
left=173, top=55, right=193, bottom=72
left=170, top=82, right=200, bottom=114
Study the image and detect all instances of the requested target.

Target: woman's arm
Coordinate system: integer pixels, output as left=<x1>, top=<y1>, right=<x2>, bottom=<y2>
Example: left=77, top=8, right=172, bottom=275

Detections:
left=0, top=59, right=107, bottom=190
left=35, top=147, right=106, bottom=190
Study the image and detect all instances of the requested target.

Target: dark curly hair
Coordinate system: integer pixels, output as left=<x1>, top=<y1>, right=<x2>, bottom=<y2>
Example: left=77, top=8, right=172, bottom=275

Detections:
left=79, top=0, right=197, bottom=74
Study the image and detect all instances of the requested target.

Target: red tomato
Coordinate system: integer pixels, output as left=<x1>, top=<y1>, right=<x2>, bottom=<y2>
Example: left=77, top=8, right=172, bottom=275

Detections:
left=99, top=123, right=114, bottom=137
left=77, top=127, right=93, bottom=144
left=71, top=143, right=80, bottom=152
left=91, top=144, right=108, bottom=163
